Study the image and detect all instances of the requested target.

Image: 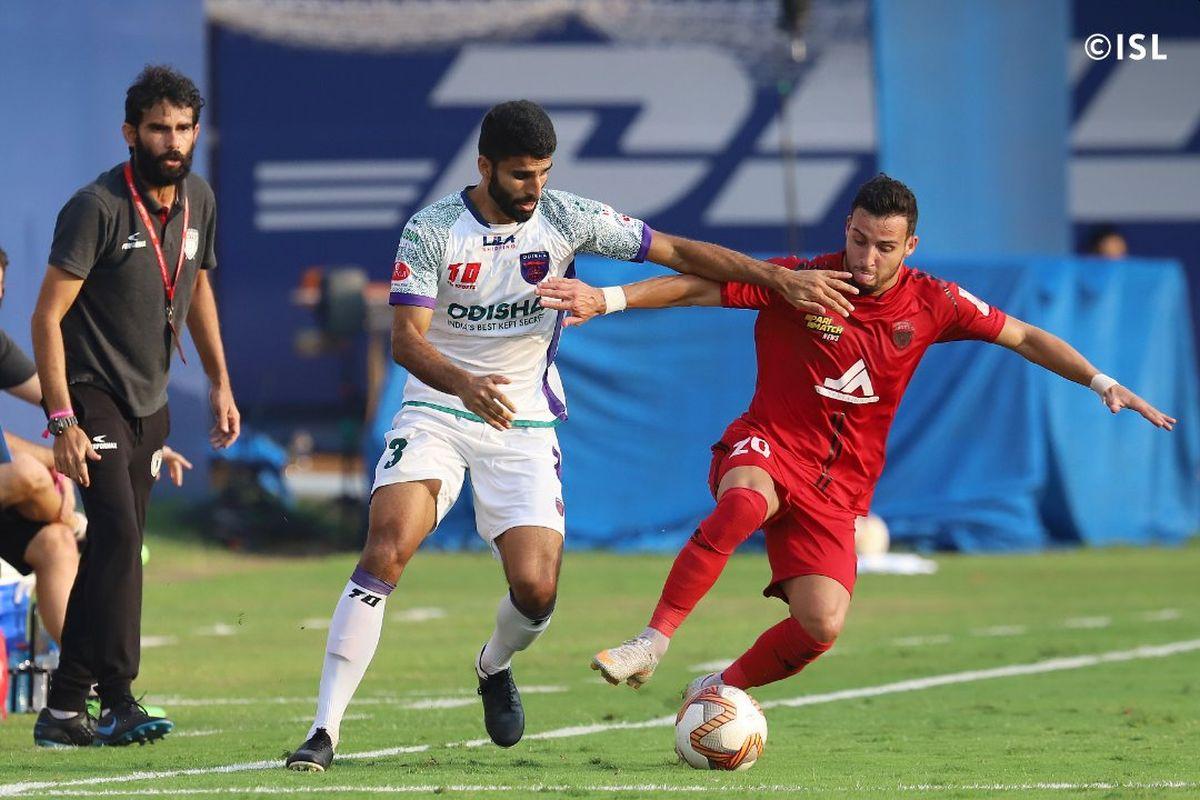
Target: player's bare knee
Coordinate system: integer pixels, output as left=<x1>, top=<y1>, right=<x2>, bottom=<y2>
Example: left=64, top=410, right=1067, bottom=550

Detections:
left=792, top=608, right=844, bottom=644
left=360, top=533, right=411, bottom=579
left=509, top=576, right=557, bottom=620
left=25, top=523, right=78, bottom=569
left=7, top=454, right=51, bottom=500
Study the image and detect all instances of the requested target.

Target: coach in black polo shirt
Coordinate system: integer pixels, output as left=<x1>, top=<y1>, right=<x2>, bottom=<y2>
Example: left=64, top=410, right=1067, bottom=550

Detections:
left=30, top=66, right=240, bottom=748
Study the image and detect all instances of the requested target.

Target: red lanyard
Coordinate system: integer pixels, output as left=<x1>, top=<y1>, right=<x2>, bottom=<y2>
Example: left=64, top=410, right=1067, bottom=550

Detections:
left=123, top=161, right=189, bottom=364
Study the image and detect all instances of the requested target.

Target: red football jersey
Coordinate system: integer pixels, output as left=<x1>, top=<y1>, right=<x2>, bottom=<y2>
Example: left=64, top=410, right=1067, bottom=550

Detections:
left=721, top=252, right=1008, bottom=514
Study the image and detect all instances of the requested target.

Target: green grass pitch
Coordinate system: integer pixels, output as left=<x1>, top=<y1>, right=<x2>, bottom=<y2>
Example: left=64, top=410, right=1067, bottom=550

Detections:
left=1, top=534, right=1198, bottom=799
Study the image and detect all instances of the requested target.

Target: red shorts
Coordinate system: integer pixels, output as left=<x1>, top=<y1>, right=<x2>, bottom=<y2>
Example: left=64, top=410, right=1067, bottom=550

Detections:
left=708, top=419, right=858, bottom=600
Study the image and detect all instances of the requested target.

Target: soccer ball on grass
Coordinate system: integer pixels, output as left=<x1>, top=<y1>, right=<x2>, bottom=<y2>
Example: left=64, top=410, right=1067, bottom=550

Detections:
left=674, top=684, right=767, bottom=771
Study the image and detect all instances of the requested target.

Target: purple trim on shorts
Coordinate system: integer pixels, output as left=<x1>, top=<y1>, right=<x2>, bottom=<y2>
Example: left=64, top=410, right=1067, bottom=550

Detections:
left=540, top=260, right=573, bottom=421
left=634, top=225, right=654, bottom=263
left=351, top=566, right=396, bottom=596
left=552, top=446, right=562, bottom=481
left=390, top=292, right=436, bottom=309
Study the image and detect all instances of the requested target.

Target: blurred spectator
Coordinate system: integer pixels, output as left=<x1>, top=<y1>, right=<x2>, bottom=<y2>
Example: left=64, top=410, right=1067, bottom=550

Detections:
left=1082, top=224, right=1129, bottom=259
left=0, top=429, right=81, bottom=644
left=0, top=248, right=42, bottom=403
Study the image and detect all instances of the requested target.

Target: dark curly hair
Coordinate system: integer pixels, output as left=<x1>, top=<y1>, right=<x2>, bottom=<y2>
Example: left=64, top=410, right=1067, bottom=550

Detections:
left=125, top=65, right=205, bottom=127
left=851, top=173, right=918, bottom=237
left=478, top=100, right=557, bottom=163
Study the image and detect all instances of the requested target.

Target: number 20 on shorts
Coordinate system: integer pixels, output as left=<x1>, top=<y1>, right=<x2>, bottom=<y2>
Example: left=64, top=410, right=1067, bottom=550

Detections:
left=730, top=436, right=771, bottom=458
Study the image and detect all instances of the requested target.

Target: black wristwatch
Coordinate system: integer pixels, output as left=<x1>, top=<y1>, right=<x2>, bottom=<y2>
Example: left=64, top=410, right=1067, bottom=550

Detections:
left=47, top=415, right=79, bottom=437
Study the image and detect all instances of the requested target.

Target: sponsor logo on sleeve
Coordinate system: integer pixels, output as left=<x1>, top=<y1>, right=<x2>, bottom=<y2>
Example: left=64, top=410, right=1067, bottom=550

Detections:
left=392, top=260, right=411, bottom=281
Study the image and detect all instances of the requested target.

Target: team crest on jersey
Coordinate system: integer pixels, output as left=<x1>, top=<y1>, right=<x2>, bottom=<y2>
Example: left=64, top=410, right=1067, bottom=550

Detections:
left=392, top=260, right=411, bottom=281
left=184, top=228, right=200, bottom=260
left=892, top=320, right=915, bottom=350
left=520, top=251, right=551, bottom=284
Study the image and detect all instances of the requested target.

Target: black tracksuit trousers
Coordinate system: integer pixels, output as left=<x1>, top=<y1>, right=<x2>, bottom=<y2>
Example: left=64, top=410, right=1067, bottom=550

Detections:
left=46, top=383, right=169, bottom=711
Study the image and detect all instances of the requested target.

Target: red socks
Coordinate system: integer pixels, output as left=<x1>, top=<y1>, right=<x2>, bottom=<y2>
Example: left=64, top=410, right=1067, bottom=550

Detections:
left=722, top=616, right=833, bottom=689
left=648, top=487, right=768, bottom=636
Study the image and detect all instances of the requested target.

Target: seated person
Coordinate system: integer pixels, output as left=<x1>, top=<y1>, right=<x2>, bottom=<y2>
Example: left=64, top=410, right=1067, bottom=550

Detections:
left=0, top=428, right=79, bottom=644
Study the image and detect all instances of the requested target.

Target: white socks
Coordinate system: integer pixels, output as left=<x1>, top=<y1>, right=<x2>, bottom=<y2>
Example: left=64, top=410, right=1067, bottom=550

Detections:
left=639, top=626, right=672, bottom=659
left=477, top=592, right=554, bottom=678
left=309, top=567, right=394, bottom=746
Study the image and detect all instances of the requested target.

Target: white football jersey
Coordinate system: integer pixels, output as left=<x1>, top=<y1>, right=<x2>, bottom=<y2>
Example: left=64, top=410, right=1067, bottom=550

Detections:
left=389, top=188, right=651, bottom=425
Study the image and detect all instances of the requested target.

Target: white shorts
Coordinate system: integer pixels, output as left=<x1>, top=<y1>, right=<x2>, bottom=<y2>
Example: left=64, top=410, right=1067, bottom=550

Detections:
left=371, top=406, right=565, bottom=546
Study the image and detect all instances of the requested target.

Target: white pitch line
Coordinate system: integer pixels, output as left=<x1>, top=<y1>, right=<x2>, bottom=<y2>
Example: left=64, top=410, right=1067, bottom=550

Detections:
left=1063, top=616, right=1112, bottom=630
left=891, top=634, right=952, bottom=647
left=193, top=624, right=238, bottom=637
left=170, top=730, right=221, bottom=739
left=1141, top=608, right=1182, bottom=622
left=140, top=636, right=178, bottom=649
left=390, top=607, right=447, bottom=623
left=686, top=659, right=734, bottom=672
left=972, top=625, right=1027, bottom=637
left=14, top=781, right=1200, bottom=796
left=3, top=639, right=1198, bottom=797
left=286, top=714, right=370, bottom=723
left=152, top=686, right=568, bottom=708
left=769, top=639, right=1200, bottom=709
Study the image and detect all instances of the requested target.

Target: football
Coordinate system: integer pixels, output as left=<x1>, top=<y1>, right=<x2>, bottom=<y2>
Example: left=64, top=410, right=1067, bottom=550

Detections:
left=855, top=512, right=890, bottom=556
left=674, top=685, right=768, bottom=771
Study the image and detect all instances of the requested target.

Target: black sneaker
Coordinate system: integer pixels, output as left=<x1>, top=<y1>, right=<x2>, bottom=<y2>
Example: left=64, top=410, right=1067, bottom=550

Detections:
left=287, top=728, right=335, bottom=771
left=477, top=662, right=525, bottom=747
left=93, top=700, right=173, bottom=746
left=33, top=708, right=96, bottom=748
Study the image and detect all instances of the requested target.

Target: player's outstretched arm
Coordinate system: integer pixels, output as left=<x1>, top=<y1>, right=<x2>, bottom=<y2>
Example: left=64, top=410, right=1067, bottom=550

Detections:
left=391, top=305, right=516, bottom=430
left=536, top=275, right=720, bottom=327
left=646, top=232, right=857, bottom=316
left=994, top=316, right=1176, bottom=430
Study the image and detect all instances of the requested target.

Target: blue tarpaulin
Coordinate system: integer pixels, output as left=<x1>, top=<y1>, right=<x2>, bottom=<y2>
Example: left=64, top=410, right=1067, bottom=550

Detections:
left=369, top=255, right=1200, bottom=552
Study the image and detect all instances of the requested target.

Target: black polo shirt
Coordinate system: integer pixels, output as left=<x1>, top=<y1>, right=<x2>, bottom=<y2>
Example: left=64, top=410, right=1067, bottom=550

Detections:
left=48, top=162, right=217, bottom=417
left=0, top=329, right=37, bottom=390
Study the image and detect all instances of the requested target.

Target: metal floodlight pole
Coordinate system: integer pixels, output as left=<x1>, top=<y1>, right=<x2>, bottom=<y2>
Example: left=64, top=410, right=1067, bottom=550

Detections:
left=777, top=0, right=810, bottom=257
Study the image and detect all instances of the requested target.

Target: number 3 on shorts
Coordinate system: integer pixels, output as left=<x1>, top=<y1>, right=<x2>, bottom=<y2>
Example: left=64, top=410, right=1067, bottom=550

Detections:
left=730, top=435, right=771, bottom=458
left=383, top=437, right=408, bottom=469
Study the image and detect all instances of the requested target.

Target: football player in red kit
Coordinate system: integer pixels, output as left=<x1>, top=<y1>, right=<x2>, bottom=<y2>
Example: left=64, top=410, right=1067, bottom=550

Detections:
left=534, top=174, right=1175, bottom=697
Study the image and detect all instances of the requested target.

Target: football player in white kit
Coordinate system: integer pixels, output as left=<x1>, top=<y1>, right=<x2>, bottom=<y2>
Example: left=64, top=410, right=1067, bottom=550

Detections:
left=286, top=100, right=858, bottom=770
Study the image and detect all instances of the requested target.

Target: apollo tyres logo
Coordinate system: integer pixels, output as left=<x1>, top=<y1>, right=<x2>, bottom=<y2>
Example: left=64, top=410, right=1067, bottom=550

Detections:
left=1084, top=34, right=1167, bottom=61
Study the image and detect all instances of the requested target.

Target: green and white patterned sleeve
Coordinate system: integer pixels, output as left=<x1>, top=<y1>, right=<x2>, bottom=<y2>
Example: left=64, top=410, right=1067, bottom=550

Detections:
left=539, top=189, right=652, bottom=262
left=389, top=196, right=458, bottom=307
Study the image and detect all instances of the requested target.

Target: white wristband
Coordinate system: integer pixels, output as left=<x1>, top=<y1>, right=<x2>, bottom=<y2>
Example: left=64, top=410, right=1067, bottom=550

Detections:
left=1090, top=373, right=1118, bottom=396
left=601, top=286, right=627, bottom=314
